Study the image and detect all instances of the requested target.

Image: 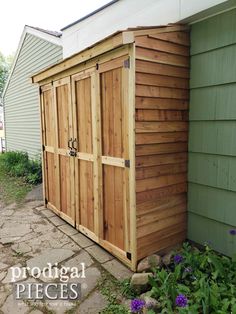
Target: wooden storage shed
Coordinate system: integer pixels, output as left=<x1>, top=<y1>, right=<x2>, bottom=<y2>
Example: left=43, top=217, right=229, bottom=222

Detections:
left=32, top=24, right=189, bottom=270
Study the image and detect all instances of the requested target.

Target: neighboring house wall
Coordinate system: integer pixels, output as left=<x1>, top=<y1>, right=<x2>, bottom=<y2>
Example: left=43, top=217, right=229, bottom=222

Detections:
left=188, top=8, right=236, bottom=256
left=4, top=33, right=62, bottom=158
left=62, top=0, right=228, bottom=58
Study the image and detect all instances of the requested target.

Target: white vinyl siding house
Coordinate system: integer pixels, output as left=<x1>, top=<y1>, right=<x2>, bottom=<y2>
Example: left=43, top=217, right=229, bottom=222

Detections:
left=3, top=27, right=62, bottom=158
left=61, top=0, right=228, bottom=58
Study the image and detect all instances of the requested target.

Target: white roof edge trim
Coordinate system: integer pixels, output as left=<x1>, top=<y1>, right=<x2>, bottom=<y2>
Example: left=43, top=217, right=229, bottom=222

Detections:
left=2, top=25, right=62, bottom=99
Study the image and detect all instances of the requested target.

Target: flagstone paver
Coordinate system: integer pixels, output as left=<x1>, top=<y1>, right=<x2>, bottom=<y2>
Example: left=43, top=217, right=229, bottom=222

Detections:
left=85, top=244, right=114, bottom=263
left=48, top=215, right=67, bottom=227
left=0, top=190, right=133, bottom=313
left=26, top=248, right=75, bottom=272
left=63, top=250, right=93, bottom=269
left=77, top=291, right=108, bottom=314
left=1, top=294, right=30, bottom=314
left=58, top=224, right=78, bottom=236
left=70, top=233, right=94, bottom=248
left=102, top=259, right=133, bottom=280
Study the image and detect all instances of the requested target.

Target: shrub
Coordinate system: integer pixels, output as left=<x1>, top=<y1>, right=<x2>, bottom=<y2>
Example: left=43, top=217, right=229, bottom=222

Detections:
left=0, top=151, right=42, bottom=185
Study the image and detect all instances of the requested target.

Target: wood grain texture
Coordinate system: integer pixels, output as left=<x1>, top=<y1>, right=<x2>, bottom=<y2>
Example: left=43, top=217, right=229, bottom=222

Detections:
left=79, top=160, right=94, bottom=232
left=136, top=132, right=188, bottom=145
left=136, top=109, right=188, bottom=122
left=103, top=165, right=125, bottom=250
left=46, top=152, right=56, bottom=207
left=136, top=163, right=187, bottom=180
left=136, top=47, right=189, bottom=67
left=43, top=90, right=55, bottom=147
left=136, top=84, right=189, bottom=99
left=136, top=152, right=187, bottom=168
left=136, top=183, right=187, bottom=204
left=136, top=142, right=188, bottom=156
left=135, top=36, right=189, bottom=56
left=135, top=29, right=189, bottom=260
left=136, top=72, right=189, bottom=89
left=136, top=96, right=188, bottom=110
left=76, top=78, right=93, bottom=153
left=136, top=121, right=188, bottom=133
left=136, top=59, right=189, bottom=78
left=149, top=32, right=190, bottom=47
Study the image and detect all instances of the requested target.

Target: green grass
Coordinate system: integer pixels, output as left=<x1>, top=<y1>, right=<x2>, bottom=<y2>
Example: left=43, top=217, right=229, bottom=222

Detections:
left=0, top=157, right=32, bottom=205
left=98, top=271, right=137, bottom=314
left=0, top=151, right=42, bottom=205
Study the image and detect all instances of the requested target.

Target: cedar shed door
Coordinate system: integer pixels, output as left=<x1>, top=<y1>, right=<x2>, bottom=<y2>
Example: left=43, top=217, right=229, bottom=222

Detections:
left=71, top=72, right=95, bottom=238
left=53, top=78, right=75, bottom=225
left=41, top=84, right=57, bottom=210
left=99, top=57, right=131, bottom=253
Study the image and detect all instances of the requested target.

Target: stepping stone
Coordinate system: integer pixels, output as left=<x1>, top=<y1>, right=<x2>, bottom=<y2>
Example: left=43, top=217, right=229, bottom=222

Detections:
left=77, top=290, right=108, bottom=314
left=1, top=294, right=30, bottom=314
left=41, top=209, right=55, bottom=218
left=48, top=216, right=66, bottom=227
left=46, top=299, right=75, bottom=314
left=11, top=243, right=32, bottom=254
left=63, top=250, right=94, bottom=269
left=26, top=248, right=74, bottom=274
left=2, top=264, right=25, bottom=284
left=70, top=233, right=94, bottom=248
left=0, top=224, right=31, bottom=238
left=58, top=224, right=78, bottom=236
left=102, top=259, right=133, bottom=280
left=0, top=286, right=8, bottom=307
left=0, top=262, right=9, bottom=271
left=0, top=271, right=7, bottom=282
left=69, top=266, right=101, bottom=299
left=86, top=245, right=113, bottom=263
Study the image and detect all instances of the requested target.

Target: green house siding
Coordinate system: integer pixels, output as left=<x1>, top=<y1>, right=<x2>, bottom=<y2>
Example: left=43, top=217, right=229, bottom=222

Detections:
left=4, top=34, right=62, bottom=158
left=188, top=9, right=236, bottom=256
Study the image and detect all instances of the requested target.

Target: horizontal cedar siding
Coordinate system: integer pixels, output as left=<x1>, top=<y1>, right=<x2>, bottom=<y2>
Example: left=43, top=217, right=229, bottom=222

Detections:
left=135, top=30, right=189, bottom=260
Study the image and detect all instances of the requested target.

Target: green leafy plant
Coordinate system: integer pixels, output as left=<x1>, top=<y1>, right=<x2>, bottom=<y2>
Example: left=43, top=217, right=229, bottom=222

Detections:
left=0, top=151, right=42, bottom=185
left=128, top=242, right=236, bottom=313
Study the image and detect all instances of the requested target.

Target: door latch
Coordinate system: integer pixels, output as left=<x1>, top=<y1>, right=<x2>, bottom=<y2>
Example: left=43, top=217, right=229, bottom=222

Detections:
left=69, top=150, right=77, bottom=157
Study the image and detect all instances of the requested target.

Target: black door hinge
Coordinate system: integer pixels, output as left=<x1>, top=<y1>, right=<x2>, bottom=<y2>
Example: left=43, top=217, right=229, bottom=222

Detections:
left=45, top=198, right=48, bottom=205
left=42, top=145, right=45, bottom=151
left=126, top=252, right=132, bottom=260
left=125, top=160, right=130, bottom=168
left=96, top=63, right=99, bottom=70
left=124, top=57, right=130, bottom=69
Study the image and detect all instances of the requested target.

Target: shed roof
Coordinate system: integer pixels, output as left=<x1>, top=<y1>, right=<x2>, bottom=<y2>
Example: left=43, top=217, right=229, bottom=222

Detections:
left=32, top=24, right=189, bottom=84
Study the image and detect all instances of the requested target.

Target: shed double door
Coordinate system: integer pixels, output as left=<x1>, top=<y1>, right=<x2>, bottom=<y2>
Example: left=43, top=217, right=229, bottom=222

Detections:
left=41, top=56, right=131, bottom=255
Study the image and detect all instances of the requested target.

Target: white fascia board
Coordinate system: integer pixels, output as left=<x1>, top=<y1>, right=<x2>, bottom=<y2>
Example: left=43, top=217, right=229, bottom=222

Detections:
left=25, top=26, right=62, bottom=46
left=2, top=25, right=62, bottom=100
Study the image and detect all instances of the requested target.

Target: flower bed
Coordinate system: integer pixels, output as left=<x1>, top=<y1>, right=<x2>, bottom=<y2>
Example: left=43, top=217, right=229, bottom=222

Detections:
left=130, top=242, right=236, bottom=313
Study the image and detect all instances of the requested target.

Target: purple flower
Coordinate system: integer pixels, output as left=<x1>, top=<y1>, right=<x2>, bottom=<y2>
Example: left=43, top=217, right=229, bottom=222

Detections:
left=175, top=294, right=188, bottom=308
left=229, top=229, right=236, bottom=235
left=174, top=254, right=183, bottom=264
left=130, top=299, right=145, bottom=313
left=184, top=267, right=192, bottom=273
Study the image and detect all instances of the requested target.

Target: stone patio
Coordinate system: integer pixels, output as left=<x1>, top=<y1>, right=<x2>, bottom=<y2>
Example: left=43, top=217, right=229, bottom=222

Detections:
left=0, top=196, right=133, bottom=314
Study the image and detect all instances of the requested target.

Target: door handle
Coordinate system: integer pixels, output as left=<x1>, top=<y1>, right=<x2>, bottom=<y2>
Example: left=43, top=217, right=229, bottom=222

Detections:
left=72, top=138, right=77, bottom=151
left=68, top=138, right=73, bottom=149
